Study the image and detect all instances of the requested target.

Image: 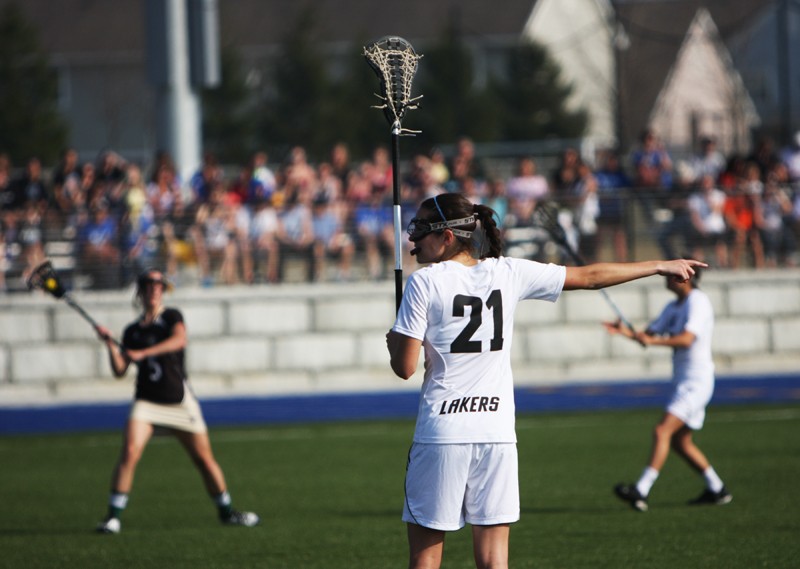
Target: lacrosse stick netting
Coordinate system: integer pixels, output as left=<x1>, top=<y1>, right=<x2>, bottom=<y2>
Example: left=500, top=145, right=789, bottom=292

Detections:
left=363, top=36, right=422, bottom=130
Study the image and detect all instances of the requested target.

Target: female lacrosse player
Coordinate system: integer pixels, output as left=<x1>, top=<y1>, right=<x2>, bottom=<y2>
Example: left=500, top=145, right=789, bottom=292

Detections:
left=94, top=268, right=259, bottom=534
left=605, top=269, right=731, bottom=512
left=386, top=192, right=705, bottom=569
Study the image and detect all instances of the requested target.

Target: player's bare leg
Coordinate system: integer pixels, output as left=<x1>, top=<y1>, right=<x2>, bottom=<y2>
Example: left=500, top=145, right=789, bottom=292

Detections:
left=174, top=430, right=227, bottom=494
left=647, top=412, right=686, bottom=471
left=408, top=523, right=445, bottom=569
left=472, top=524, right=510, bottom=569
left=174, top=430, right=260, bottom=527
left=671, top=426, right=710, bottom=473
left=112, top=419, right=154, bottom=492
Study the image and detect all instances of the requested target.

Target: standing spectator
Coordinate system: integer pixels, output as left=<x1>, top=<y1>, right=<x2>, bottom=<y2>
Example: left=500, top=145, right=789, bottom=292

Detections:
left=386, top=191, right=705, bottom=568
left=657, top=162, right=697, bottom=261
left=594, top=150, right=631, bottom=261
left=607, top=268, right=731, bottom=512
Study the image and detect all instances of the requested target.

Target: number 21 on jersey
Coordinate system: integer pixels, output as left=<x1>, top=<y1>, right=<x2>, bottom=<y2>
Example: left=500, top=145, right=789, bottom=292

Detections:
left=450, top=289, right=504, bottom=353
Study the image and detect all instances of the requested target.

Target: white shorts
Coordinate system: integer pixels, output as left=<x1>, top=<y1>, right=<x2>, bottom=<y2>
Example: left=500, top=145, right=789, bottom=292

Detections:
left=402, top=442, right=520, bottom=531
left=666, top=381, right=713, bottom=430
left=129, top=388, right=208, bottom=434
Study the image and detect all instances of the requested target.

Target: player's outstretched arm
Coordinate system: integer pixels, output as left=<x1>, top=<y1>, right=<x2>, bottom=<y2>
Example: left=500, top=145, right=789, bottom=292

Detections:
left=564, top=259, right=706, bottom=291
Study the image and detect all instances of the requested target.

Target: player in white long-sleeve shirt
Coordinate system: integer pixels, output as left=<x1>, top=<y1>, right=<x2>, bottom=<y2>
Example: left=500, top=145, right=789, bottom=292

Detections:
left=605, top=269, right=732, bottom=512
left=386, top=192, right=706, bottom=569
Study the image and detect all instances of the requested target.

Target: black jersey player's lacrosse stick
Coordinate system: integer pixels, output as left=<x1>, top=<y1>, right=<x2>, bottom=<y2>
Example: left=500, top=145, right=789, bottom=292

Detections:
left=364, top=36, right=422, bottom=314
left=532, top=201, right=645, bottom=346
left=27, top=260, right=125, bottom=350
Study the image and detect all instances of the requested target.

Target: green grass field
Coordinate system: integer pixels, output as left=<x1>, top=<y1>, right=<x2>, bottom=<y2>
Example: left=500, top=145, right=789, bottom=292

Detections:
left=1, top=403, right=798, bottom=568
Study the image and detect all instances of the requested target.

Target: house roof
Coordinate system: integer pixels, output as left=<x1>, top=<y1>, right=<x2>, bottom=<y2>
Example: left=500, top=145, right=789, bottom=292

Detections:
left=613, top=0, right=770, bottom=150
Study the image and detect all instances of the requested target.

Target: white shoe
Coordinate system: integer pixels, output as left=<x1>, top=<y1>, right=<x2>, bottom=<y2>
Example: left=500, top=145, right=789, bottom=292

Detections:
left=221, top=510, right=260, bottom=527
left=96, top=517, right=121, bottom=534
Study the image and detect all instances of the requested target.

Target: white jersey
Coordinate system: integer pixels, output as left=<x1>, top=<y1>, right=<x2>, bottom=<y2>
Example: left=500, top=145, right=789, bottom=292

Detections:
left=647, top=288, right=715, bottom=389
left=393, top=257, right=566, bottom=444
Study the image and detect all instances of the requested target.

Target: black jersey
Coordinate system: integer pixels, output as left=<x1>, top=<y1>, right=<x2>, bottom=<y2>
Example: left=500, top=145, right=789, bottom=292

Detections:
left=122, top=307, right=187, bottom=404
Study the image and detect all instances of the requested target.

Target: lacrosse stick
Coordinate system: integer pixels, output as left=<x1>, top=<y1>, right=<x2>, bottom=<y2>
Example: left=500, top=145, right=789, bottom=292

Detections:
left=364, top=36, right=422, bottom=313
left=27, top=260, right=125, bottom=350
left=532, top=201, right=644, bottom=345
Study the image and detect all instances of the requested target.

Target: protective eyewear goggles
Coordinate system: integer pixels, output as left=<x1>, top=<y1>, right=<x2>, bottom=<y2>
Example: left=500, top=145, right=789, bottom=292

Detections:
left=407, top=215, right=475, bottom=242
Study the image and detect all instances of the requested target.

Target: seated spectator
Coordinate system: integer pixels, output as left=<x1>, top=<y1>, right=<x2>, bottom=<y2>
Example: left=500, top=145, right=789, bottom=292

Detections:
left=756, top=178, right=796, bottom=267
left=276, top=187, right=315, bottom=282
left=252, top=151, right=277, bottom=203
left=311, top=195, right=355, bottom=282
left=192, top=183, right=240, bottom=286
left=631, top=129, right=673, bottom=221
left=594, top=150, right=630, bottom=261
left=690, top=136, right=726, bottom=182
left=250, top=196, right=280, bottom=284
left=353, top=187, right=393, bottom=280
left=506, top=157, right=549, bottom=225
left=724, top=162, right=764, bottom=268
left=77, top=202, right=121, bottom=289
left=16, top=201, right=46, bottom=281
left=687, top=174, right=728, bottom=267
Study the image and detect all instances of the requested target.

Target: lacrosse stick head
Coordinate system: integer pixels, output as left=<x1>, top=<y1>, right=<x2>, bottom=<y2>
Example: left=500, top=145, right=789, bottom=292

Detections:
left=364, top=36, right=422, bottom=127
left=532, top=201, right=568, bottom=244
left=27, top=260, right=67, bottom=298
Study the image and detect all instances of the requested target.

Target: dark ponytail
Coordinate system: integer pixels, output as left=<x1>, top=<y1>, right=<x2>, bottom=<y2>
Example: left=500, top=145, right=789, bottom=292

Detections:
left=472, top=203, right=503, bottom=259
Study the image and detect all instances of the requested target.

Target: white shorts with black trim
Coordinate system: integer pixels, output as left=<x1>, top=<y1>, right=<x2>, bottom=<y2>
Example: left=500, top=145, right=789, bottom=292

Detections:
left=402, top=442, right=520, bottom=531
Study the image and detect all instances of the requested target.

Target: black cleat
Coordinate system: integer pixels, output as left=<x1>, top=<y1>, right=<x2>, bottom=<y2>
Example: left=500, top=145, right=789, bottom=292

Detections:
left=614, top=483, right=649, bottom=512
left=688, top=486, right=732, bottom=506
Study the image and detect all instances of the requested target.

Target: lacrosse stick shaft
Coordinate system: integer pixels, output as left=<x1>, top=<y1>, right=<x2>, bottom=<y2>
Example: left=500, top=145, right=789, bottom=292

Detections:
left=391, top=121, right=403, bottom=313
left=64, top=295, right=125, bottom=350
left=535, top=206, right=642, bottom=343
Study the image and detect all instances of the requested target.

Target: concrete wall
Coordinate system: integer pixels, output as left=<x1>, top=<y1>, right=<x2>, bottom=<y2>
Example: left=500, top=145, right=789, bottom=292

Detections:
left=1, top=269, right=798, bottom=407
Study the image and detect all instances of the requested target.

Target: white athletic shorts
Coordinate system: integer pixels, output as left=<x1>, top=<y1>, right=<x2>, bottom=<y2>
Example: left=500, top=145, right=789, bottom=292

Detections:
left=402, top=442, right=520, bottom=531
left=666, top=381, right=713, bottom=430
left=129, top=388, right=208, bottom=434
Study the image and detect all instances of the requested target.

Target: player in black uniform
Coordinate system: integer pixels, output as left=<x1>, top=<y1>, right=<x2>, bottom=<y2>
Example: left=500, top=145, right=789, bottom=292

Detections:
left=94, top=268, right=259, bottom=533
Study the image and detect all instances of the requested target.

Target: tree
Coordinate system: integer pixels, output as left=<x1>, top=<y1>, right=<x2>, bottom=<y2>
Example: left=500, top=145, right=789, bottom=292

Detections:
left=0, top=3, right=67, bottom=163
left=257, top=8, right=331, bottom=161
left=412, top=23, right=500, bottom=155
left=491, top=40, right=588, bottom=141
left=202, top=46, right=254, bottom=164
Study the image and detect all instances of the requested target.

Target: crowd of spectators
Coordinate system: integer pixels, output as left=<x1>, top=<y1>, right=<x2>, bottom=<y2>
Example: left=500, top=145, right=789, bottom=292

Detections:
left=1, top=130, right=799, bottom=292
